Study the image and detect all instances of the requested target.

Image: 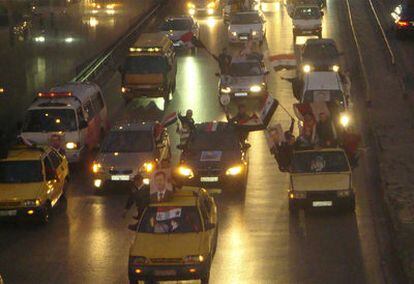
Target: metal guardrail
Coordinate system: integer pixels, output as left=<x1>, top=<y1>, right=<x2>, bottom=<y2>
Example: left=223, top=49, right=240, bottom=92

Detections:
left=71, top=2, right=162, bottom=83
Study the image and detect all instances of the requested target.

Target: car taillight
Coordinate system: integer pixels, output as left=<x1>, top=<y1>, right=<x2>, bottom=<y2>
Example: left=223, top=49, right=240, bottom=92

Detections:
left=397, top=20, right=409, bottom=27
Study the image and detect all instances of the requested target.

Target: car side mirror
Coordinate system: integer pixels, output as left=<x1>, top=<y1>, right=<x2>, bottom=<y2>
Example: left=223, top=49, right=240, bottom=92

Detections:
left=205, top=223, right=216, bottom=230
left=79, top=120, right=88, bottom=129
left=321, top=11, right=324, bottom=16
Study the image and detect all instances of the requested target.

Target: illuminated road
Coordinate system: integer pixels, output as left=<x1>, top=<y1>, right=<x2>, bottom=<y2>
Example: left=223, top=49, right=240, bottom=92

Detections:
left=0, top=0, right=406, bottom=283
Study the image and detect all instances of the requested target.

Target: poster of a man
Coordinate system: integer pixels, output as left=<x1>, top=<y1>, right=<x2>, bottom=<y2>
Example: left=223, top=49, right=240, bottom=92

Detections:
left=150, top=170, right=173, bottom=203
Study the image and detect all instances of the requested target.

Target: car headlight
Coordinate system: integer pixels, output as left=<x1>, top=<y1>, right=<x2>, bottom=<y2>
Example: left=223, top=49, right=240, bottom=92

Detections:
left=65, top=142, right=78, bottom=150
left=302, top=64, right=311, bottom=73
left=142, top=161, right=155, bottom=173
left=121, top=87, right=129, bottom=93
left=231, top=31, right=237, bottom=36
left=178, top=165, right=194, bottom=178
left=339, top=113, right=351, bottom=127
left=187, top=2, right=195, bottom=8
left=337, top=189, right=352, bottom=197
left=226, top=165, right=243, bottom=176
left=34, top=36, right=45, bottom=43
left=332, top=65, right=340, bottom=72
left=250, top=85, right=262, bottom=93
left=92, top=162, right=102, bottom=173
left=289, top=191, right=306, bottom=199
left=23, top=199, right=41, bottom=207
left=130, top=256, right=149, bottom=266
left=252, top=30, right=257, bottom=36
left=221, top=86, right=231, bottom=93
left=189, top=8, right=195, bottom=15
left=183, top=255, right=204, bottom=264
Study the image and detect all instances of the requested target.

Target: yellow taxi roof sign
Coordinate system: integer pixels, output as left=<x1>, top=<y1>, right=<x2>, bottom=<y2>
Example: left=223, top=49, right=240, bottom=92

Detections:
left=129, top=33, right=172, bottom=54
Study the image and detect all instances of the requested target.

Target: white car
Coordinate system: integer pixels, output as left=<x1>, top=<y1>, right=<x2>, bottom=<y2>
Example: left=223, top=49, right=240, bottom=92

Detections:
left=301, top=71, right=349, bottom=106
left=228, top=11, right=266, bottom=44
left=92, top=121, right=171, bottom=189
left=159, top=16, right=199, bottom=49
left=292, top=5, right=323, bottom=41
left=218, top=56, right=269, bottom=103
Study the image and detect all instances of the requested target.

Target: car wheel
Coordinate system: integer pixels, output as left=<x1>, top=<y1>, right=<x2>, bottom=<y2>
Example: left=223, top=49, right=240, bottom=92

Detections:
left=347, top=196, right=356, bottom=212
left=38, top=202, right=52, bottom=224
left=200, top=270, right=210, bottom=284
left=288, top=200, right=299, bottom=215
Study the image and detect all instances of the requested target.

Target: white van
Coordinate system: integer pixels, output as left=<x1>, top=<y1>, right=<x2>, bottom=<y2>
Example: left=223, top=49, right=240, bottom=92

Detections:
left=301, top=71, right=350, bottom=110
left=20, top=82, right=109, bottom=163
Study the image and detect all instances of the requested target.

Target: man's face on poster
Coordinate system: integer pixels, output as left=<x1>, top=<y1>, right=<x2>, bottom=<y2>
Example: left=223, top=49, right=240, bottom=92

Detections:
left=154, top=173, right=166, bottom=192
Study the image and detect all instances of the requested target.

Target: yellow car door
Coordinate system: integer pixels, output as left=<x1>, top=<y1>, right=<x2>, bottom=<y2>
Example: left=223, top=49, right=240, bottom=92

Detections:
left=48, top=150, right=68, bottom=200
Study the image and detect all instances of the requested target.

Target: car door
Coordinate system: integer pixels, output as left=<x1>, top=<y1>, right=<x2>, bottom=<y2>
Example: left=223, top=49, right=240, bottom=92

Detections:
left=199, top=194, right=217, bottom=254
left=43, top=154, right=60, bottom=204
left=48, top=149, right=66, bottom=195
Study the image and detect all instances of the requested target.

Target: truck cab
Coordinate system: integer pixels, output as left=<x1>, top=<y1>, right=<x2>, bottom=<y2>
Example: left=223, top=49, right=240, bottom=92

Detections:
left=120, top=33, right=177, bottom=103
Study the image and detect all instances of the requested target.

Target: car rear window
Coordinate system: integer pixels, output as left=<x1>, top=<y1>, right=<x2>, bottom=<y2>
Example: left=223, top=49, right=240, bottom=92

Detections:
left=292, top=151, right=349, bottom=173
left=101, top=130, right=153, bottom=153
left=138, top=206, right=202, bottom=233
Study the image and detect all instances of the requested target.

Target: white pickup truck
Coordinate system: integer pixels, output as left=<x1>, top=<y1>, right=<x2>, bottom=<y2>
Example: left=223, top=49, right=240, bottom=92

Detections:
left=291, top=4, right=323, bottom=41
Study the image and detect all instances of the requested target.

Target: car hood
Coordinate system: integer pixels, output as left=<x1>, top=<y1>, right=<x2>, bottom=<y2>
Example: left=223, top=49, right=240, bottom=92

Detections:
left=96, top=152, right=153, bottom=173
left=130, top=232, right=208, bottom=258
left=291, top=172, right=351, bottom=191
left=229, top=23, right=263, bottom=32
left=222, top=75, right=265, bottom=89
left=183, top=150, right=241, bottom=169
left=0, top=183, right=42, bottom=201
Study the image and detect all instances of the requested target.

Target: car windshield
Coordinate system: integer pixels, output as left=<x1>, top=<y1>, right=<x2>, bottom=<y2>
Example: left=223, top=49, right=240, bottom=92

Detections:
left=101, top=130, right=153, bottom=153
left=292, top=151, right=350, bottom=173
left=22, top=109, right=77, bottom=132
left=138, top=206, right=202, bottom=233
left=189, top=131, right=239, bottom=151
left=161, top=19, right=191, bottom=31
left=0, top=160, right=43, bottom=183
left=303, top=90, right=345, bottom=106
left=303, top=43, right=338, bottom=60
left=124, top=56, right=168, bottom=74
left=230, top=62, right=263, bottom=76
left=230, top=13, right=262, bottom=24
left=293, top=7, right=321, bottom=19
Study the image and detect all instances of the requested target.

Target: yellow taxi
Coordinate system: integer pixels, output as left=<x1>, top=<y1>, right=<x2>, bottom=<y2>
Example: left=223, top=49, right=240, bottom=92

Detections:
left=288, top=148, right=355, bottom=213
left=128, top=187, right=218, bottom=283
left=0, top=143, right=69, bottom=224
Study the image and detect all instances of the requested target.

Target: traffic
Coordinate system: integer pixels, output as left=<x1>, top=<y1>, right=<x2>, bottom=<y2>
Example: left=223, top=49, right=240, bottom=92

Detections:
left=0, top=0, right=404, bottom=283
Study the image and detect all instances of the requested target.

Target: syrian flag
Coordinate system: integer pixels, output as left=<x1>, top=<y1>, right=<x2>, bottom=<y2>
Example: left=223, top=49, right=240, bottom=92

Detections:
left=156, top=207, right=182, bottom=221
left=268, top=54, right=296, bottom=71
left=232, top=95, right=279, bottom=132
left=161, top=112, right=178, bottom=128
left=293, top=102, right=330, bottom=121
left=178, top=31, right=194, bottom=48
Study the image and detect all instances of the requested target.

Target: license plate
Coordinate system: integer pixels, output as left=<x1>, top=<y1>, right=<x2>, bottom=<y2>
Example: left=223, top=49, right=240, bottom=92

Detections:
left=0, top=210, right=17, bottom=216
left=312, top=201, right=333, bottom=207
left=201, top=176, right=219, bottom=182
left=111, top=175, right=130, bottom=181
left=239, top=36, right=248, bottom=40
left=173, top=42, right=181, bottom=47
left=235, top=92, right=248, bottom=97
left=154, top=270, right=176, bottom=276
